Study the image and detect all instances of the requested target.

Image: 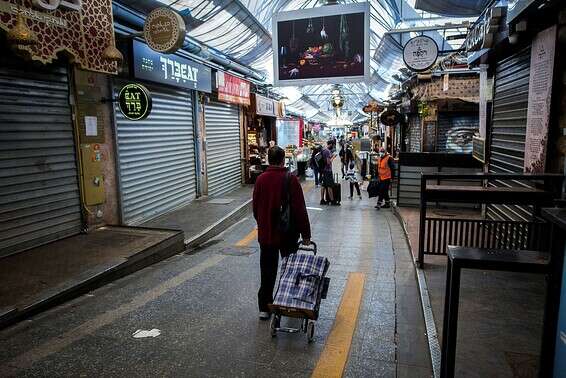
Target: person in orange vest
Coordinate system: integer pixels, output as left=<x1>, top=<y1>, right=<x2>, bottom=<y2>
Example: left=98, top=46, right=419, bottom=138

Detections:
left=376, top=147, right=395, bottom=209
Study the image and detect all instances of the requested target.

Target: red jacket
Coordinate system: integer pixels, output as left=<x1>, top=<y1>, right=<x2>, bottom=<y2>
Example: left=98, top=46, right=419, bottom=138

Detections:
left=253, top=167, right=311, bottom=247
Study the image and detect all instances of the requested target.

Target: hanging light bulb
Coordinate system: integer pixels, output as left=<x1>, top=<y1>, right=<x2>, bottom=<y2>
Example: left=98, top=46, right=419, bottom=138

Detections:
left=7, top=13, right=38, bottom=48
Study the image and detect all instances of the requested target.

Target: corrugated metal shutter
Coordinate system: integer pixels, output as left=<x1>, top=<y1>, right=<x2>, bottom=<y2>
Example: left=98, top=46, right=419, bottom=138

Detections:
left=0, top=62, right=82, bottom=257
left=488, top=47, right=532, bottom=221
left=408, top=116, right=421, bottom=152
left=205, top=101, right=241, bottom=196
left=437, top=113, right=479, bottom=153
left=114, top=83, right=196, bottom=225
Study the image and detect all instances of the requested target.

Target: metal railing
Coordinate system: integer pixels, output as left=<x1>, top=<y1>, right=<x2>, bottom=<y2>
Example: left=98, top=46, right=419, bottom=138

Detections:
left=423, top=217, right=550, bottom=256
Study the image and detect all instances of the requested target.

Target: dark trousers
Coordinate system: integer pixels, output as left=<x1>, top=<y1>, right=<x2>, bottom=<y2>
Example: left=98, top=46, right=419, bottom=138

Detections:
left=377, top=179, right=391, bottom=204
left=258, top=245, right=294, bottom=312
left=349, top=181, right=361, bottom=197
left=312, top=166, right=320, bottom=186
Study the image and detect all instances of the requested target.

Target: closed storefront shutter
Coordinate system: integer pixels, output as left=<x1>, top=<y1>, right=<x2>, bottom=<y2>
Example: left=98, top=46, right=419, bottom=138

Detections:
left=114, top=83, right=196, bottom=225
left=437, top=113, right=479, bottom=153
left=488, top=47, right=532, bottom=221
left=205, top=101, right=242, bottom=196
left=408, top=115, right=421, bottom=152
left=0, top=63, right=82, bottom=257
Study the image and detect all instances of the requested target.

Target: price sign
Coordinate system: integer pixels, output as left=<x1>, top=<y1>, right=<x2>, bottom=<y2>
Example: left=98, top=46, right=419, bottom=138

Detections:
left=118, top=84, right=152, bottom=121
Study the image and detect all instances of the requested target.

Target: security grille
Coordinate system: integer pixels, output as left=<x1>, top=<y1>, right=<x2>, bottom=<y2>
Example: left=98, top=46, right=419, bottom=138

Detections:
left=204, top=101, right=242, bottom=196
left=114, top=83, right=196, bottom=225
left=0, top=62, right=82, bottom=257
left=488, top=47, right=533, bottom=221
left=437, top=114, right=479, bottom=153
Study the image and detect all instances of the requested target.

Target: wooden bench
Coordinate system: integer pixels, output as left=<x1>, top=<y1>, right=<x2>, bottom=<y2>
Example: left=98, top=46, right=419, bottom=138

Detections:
left=440, top=246, right=550, bottom=378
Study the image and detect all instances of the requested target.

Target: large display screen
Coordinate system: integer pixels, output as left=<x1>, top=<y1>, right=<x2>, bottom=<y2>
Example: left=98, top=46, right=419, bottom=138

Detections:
left=272, top=3, right=370, bottom=86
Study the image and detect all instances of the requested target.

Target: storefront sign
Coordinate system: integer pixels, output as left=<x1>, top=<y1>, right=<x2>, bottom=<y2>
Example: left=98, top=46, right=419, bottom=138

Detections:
left=403, top=36, right=438, bottom=72
left=133, top=40, right=212, bottom=93
left=32, top=0, right=80, bottom=11
left=524, top=25, right=557, bottom=173
left=118, top=84, right=152, bottom=121
left=276, top=119, right=301, bottom=148
left=0, top=0, right=116, bottom=73
left=465, top=5, right=506, bottom=52
left=472, top=137, right=485, bottom=163
left=143, top=7, right=186, bottom=54
left=380, top=109, right=401, bottom=126
left=216, top=72, right=250, bottom=106
left=255, top=94, right=277, bottom=117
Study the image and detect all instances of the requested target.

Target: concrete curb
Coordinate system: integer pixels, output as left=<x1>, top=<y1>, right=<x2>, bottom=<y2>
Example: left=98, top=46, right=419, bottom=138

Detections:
left=0, top=199, right=253, bottom=330
left=392, top=206, right=441, bottom=378
left=184, top=198, right=253, bottom=250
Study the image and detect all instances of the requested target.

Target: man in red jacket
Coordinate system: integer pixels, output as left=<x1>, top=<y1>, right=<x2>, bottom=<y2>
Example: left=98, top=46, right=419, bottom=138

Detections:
left=253, top=146, right=311, bottom=320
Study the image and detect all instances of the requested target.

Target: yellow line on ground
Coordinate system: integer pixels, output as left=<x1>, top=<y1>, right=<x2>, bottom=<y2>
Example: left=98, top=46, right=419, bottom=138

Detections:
left=312, top=272, right=366, bottom=378
left=235, top=228, right=258, bottom=247
left=303, top=182, right=315, bottom=194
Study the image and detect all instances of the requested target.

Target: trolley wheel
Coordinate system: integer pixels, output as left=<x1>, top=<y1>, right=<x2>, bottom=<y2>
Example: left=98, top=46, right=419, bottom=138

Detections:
left=301, top=319, right=308, bottom=333
left=307, top=321, right=315, bottom=343
left=270, top=315, right=280, bottom=337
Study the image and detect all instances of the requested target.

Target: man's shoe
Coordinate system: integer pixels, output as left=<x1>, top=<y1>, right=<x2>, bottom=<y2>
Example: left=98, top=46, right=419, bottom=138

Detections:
left=381, top=204, right=391, bottom=209
left=375, top=204, right=381, bottom=209
left=259, top=311, right=270, bottom=320
left=359, top=196, right=362, bottom=200
left=331, top=201, right=341, bottom=206
left=348, top=196, right=353, bottom=200
left=320, top=200, right=328, bottom=205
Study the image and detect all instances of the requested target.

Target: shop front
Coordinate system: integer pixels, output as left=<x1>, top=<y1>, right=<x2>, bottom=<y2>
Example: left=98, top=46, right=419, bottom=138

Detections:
left=245, top=94, right=284, bottom=182
left=203, top=71, right=250, bottom=197
left=112, top=39, right=211, bottom=224
left=465, top=0, right=564, bottom=222
left=0, top=0, right=118, bottom=256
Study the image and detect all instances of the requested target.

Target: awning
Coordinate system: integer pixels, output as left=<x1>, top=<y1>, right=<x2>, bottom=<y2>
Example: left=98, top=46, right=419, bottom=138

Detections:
left=414, top=0, right=491, bottom=17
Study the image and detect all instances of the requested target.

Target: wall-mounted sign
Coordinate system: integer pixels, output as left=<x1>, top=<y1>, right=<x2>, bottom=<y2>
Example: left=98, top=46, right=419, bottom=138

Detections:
left=133, top=40, right=212, bottom=93
left=143, top=7, right=186, bottom=54
left=472, top=137, right=485, bottom=163
left=255, top=94, right=278, bottom=117
left=465, top=5, right=506, bottom=53
left=216, top=72, right=250, bottom=106
left=524, top=25, right=556, bottom=174
left=380, top=109, right=401, bottom=126
left=118, top=84, right=152, bottom=121
left=0, top=0, right=116, bottom=73
left=403, top=36, right=438, bottom=72
left=32, top=0, right=80, bottom=11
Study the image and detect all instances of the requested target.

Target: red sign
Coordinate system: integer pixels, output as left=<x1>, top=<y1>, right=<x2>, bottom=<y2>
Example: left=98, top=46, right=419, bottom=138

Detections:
left=217, top=72, right=250, bottom=106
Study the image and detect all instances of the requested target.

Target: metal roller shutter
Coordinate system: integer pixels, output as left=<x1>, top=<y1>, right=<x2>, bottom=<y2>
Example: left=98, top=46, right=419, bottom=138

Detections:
left=437, top=114, right=479, bottom=153
left=488, top=47, right=532, bottom=221
left=0, top=63, right=82, bottom=257
left=114, top=83, right=196, bottom=225
left=205, top=101, right=242, bottom=196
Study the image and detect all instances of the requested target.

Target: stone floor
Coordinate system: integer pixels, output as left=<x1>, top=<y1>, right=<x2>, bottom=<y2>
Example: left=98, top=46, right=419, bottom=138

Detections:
left=396, top=206, right=545, bottom=377
left=0, top=180, right=432, bottom=377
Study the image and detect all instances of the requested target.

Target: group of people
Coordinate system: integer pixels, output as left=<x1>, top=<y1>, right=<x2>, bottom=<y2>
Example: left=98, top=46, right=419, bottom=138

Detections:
left=309, top=137, right=394, bottom=208
left=252, top=141, right=394, bottom=319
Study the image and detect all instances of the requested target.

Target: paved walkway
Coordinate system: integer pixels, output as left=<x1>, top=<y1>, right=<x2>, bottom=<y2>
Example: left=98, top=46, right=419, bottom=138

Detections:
left=0, top=181, right=431, bottom=377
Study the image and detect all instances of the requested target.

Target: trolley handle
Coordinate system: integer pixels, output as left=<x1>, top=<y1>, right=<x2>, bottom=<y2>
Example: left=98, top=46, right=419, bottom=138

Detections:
left=298, top=240, right=317, bottom=255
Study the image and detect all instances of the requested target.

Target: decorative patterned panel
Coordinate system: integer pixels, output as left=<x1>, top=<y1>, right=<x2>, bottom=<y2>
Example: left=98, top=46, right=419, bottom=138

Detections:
left=0, top=0, right=116, bottom=74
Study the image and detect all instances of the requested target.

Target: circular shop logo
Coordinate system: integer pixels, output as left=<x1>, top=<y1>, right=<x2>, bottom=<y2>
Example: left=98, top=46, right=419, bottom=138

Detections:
left=144, top=7, right=186, bottom=54
left=118, top=84, right=152, bottom=121
left=403, top=35, right=439, bottom=72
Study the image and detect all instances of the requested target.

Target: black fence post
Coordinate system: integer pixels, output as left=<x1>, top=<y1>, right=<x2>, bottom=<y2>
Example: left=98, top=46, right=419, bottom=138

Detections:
left=418, top=174, right=427, bottom=268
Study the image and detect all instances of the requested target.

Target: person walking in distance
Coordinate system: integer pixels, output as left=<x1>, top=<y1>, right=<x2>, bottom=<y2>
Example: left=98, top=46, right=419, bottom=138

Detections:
left=310, top=144, right=323, bottom=187
left=345, top=161, right=362, bottom=200
left=320, top=140, right=338, bottom=205
left=253, top=146, right=311, bottom=320
left=375, top=147, right=395, bottom=209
